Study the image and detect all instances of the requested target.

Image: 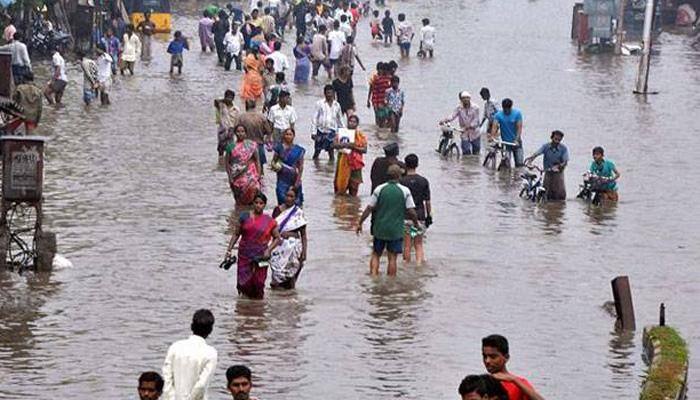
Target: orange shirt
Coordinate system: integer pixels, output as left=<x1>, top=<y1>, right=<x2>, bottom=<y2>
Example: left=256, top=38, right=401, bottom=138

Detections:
left=501, top=376, right=534, bottom=400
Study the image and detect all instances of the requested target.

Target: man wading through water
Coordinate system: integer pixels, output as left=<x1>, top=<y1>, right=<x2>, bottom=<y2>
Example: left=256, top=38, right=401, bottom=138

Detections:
left=357, top=165, right=419, bottom=276
left=524, top=130, right=569, bottom=200
left=137, top=11, right=156, bottom=61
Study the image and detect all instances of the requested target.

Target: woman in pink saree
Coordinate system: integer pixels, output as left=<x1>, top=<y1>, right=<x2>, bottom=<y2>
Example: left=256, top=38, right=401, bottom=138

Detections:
left=226, top=192, right=281, bottom=299
left=224, top=124, right=262, bottom=206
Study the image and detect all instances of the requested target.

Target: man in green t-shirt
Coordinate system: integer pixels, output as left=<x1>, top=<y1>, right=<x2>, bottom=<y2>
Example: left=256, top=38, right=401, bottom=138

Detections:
left=357, top=164, right=419, bottom=276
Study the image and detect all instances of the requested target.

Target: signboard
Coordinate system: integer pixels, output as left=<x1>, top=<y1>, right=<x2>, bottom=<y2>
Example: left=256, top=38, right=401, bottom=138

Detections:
left=1, top=137, right=45, bottom=202
left=337, top=128, right=355, bottom=154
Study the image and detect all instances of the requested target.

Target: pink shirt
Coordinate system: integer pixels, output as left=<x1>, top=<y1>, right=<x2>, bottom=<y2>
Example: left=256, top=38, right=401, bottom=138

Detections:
left=3, top=24, right=16, bottom=42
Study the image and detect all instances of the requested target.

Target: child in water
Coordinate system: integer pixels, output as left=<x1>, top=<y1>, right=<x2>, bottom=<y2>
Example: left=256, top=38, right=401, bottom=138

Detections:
left=167, top=31, right=190, bottom=74
left=370, top=10, right=382, bottom=41
left=385, top=76, right=405, bottom=133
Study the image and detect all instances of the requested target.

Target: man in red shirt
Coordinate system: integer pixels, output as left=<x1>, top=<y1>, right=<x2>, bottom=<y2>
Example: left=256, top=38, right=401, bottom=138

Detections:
left=482, top=334, right=546, bottom=400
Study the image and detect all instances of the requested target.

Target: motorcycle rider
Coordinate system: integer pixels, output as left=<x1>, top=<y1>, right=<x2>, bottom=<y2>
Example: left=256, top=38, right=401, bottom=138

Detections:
left=589, top=146, right=620, bottom=202
left=439, top=91, right=481, bottom=155
left=524, top=130, right=569, bottom=200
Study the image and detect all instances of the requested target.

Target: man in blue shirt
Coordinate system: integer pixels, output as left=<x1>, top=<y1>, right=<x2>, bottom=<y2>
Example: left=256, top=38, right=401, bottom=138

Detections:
left=589, top=146, right=621, bottom=202
left=490, top=98, right=524, bottom=167
left=524, top=130, right=569, bottom=200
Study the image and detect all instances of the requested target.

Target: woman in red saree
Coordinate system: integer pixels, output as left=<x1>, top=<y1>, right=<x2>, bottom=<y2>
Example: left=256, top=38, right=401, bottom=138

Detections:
left=226, top=192, right=281, bottom=299
left=224, top=124, right=262, bottom=207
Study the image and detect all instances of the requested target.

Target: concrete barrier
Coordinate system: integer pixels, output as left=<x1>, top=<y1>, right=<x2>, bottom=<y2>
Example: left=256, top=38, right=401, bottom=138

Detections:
left=640, top=325, right=689, bottom=400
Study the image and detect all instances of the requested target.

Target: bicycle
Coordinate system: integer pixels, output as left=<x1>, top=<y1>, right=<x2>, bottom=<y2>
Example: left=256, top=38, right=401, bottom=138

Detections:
left=576, top=172, right=613, bottom=206
left=519, top=164, right=547, bottom=203
left=482, top=138, right=517, bottom=170
left=4, top=202, right=38, bottom=274
left=436, top=122, right=462, bottom=159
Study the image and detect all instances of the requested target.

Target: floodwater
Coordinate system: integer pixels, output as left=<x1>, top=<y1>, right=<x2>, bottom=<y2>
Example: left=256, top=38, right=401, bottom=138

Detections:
left=1, top=0, right=699, bottom=398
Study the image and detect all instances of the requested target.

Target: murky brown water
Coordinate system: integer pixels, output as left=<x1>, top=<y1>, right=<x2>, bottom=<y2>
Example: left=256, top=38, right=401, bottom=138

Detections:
left=1, top=0, right=699, bottom=398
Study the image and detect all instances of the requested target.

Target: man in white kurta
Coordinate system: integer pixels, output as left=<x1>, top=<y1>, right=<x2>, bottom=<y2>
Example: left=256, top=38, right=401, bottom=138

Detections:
left=162, top=309, right=218, bottom=400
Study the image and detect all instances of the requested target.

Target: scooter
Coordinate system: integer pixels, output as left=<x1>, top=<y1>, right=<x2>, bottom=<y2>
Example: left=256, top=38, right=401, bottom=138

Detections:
left=519, top=164, right=546, bottom=203
left=483, top=138, right=517, bottom=170
left=576, top=172, right=612, bottom=206
left=436, top=122, right=462, bottom=159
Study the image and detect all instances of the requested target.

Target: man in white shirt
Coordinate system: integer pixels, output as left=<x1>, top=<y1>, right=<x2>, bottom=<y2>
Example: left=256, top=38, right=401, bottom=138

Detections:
left=419, top=18, right=436, bottom=58
left=44, top=46, right=68, bottom=105
left=396, top=13, right=414, bottom=58
left=267, top=90, right=296, bottom=143
left=223, top=24, right=244, bottom=71
left=0, top=32, right=32, bottom=84
left=267, top=41, right=289, bottom=73
left=311, top=84, right=345, bottom=160
left=339, top=15, right=353, bottom=38
left=162, top=309, right=218, bottom=400
left=95, top=44, right=113, bottom=105
left=327, top=20, right=346, bottom=78
left=333, top=1, right=352, bottom=22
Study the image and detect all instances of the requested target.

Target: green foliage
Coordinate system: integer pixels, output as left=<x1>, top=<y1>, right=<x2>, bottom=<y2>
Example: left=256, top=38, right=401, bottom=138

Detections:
left=640, top=326, right=689, bottom=400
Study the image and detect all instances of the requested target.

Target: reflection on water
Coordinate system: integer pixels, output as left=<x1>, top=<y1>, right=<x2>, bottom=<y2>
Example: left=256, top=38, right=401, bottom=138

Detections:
left=0, top=271, right=59, bottom=399
left=357, top=270, right=432, bottom=398
left=606, top=329, right=636, bottom=390
left=538, top=201, right=566, bottom=236
left=332, top=195, right=361, bottom=232
left=222, top=294, right=311, bottom=397
left=582, top=201, right=619, bottom=233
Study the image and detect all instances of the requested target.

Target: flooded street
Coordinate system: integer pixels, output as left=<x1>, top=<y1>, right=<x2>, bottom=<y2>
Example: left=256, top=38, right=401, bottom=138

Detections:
left=2, top=0, right=700, bottom=398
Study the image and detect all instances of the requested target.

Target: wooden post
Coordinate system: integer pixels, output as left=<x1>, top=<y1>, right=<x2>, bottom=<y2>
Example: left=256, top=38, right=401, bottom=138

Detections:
left=659, top=303, right=665, bottom=326
left=611, top=276, right=636, bottom=330
left=614, top=0, right=626, bottom=55
left=634, top=0, right=656, bottom=94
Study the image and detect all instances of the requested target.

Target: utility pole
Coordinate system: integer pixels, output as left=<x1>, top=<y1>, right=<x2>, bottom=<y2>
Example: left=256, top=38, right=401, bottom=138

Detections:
left=614, top=0, right=626, bottom=55
left=634, top=0, right=656, bottom=94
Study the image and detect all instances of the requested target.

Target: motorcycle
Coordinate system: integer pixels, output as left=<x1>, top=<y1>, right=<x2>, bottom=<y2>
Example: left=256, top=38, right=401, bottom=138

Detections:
left=482, top=138, right=517, bottom=170
left=576, top=172, right=612, bottom=206
left=519, top=164, right=546, bottom=203
left=28, top=17, right=72, bottom=56
left=436, top=122, right=462, bottom=159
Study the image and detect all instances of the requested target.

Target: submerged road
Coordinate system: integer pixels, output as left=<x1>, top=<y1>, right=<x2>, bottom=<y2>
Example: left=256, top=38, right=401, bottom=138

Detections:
left=1, top=0, right=700, bottom=398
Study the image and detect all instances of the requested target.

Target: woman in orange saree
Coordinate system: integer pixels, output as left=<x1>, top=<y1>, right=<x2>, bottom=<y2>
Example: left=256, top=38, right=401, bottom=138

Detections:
left=333, top=114, right=367, bottom=196
left=240, top=45, right=265, bottom=105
